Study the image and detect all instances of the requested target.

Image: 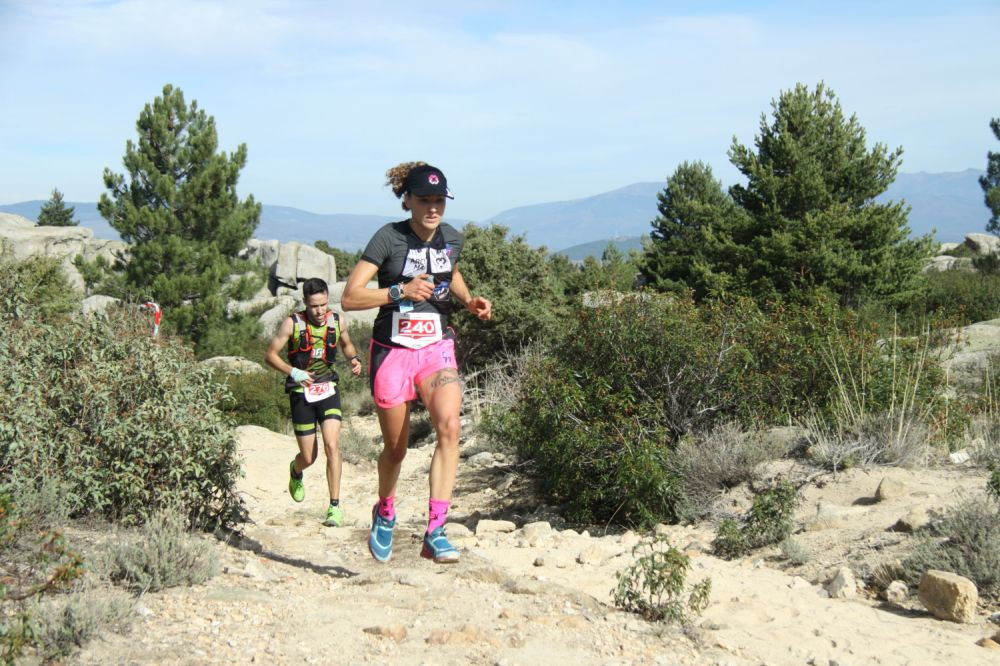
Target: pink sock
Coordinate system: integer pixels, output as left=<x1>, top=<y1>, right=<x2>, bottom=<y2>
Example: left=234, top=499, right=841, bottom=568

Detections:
left=427, top=498, right=450, bottom=533
left=377, top=495, right=395, bottom=521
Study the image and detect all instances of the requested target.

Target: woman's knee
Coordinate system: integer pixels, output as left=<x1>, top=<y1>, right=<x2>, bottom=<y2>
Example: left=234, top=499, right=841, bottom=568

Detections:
left=381, top=441, right=408, bottom=465
left=434, top=413, right=461, bottom=446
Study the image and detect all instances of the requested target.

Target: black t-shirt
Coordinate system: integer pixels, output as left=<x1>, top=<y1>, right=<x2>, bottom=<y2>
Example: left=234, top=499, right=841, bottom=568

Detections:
left=361, top=220, right=464, bottom=346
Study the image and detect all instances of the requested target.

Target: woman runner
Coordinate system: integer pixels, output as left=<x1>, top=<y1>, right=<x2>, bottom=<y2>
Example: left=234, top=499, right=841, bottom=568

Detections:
left=341, top=162, right=492, bottom=563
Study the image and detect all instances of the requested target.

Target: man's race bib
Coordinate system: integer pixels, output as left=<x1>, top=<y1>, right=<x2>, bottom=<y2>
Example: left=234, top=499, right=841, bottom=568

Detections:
left=390, top=311, right=443, bottom=349
left=304, top=381, right=336, bottom=403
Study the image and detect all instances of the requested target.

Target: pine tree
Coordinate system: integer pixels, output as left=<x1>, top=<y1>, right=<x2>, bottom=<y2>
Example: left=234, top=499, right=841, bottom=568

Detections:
left=981, top=117, right=1000, bottom=234
left=642, top=83, right=933, bottom=307
left=36, top=188, right=77, bottom=227
left=98, top=84, right=260, bottom=342
left=640, top=161, right=749, bottom=298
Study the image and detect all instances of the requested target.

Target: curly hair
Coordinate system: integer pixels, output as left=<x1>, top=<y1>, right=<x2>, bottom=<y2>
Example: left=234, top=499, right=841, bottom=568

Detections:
left=384, top=161, right=428, bottom=211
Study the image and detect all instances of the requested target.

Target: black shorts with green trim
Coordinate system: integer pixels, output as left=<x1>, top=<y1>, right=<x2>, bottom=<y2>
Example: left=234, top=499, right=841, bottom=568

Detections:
left=288, top=389, right=342, bottom=437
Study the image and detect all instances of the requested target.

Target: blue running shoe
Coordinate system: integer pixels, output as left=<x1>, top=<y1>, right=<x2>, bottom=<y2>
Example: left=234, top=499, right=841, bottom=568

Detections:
left=421, top=527, right=460, bottom=564
left=368, top=504, right=395, bottom=563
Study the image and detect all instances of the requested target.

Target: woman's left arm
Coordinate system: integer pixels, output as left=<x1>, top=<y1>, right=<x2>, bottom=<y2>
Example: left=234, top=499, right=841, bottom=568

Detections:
left=451, top=266, right=492, bottom=320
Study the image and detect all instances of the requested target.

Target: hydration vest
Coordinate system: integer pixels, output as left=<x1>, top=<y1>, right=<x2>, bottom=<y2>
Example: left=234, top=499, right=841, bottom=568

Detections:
left=285, top=311, right=340, bottom=390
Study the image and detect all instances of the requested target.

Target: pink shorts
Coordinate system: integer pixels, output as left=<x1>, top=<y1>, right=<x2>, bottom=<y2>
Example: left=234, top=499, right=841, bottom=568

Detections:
left=369, top=337, right=458, bottom=409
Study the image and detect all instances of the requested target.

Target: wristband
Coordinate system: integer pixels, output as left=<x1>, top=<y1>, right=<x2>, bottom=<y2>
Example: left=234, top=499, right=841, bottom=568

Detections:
left=289, top=368, right=310, bottom=383
left=348, top=355, right=361, bottom=363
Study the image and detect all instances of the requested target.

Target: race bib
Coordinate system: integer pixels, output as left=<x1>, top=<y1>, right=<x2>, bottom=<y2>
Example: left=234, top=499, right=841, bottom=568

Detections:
left=390, top=311, right=443, bottom=349
left=304, top=381, right=336, bottom=403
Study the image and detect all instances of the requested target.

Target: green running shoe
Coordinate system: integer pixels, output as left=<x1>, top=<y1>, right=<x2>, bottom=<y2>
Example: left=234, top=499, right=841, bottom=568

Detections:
left=324, top=504, right=343, bottom=527
left=288, top=459, right=304, bottom=502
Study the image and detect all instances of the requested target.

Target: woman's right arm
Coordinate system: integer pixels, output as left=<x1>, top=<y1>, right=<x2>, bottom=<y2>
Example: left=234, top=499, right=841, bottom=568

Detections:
left=341, top=259, right=392, bottom=311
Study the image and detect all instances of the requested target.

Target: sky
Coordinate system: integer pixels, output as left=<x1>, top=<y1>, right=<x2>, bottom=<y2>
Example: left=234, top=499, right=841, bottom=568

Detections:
left=1, top=0, right=998, bottom=222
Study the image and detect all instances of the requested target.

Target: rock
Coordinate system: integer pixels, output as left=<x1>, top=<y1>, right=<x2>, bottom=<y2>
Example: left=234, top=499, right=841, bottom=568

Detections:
left=444, top=522, right=472, bottom=538
left=619, top=530, right=640, bottom=549
left=806, top=503, right=866, bottom=531
left=891, top=506, right=930, bottom=533
left=937, top=242, right=960, bottom=254
left=939, top=319, right=1000, bottom=391
left=884, top=580, right=909, bottom=605
left=242, top=558, right=275, bottom=582
left=426, top=624, right=498, bottom=646
left=875, top=477, right=907, bottom=502
left=521, top=521, right=552, bottom=541
left=0, top=213, right=128, bottom=290
left=826, top=567, right=858, bottom=599
left=918, top=570, right=979, bottom=623
left=476, top=519, right=517, bottom=535
left=200, top=356, right=266, bottom=375
left=459, top=565, right=507, bottom=585
left=964, top=233, right=1000, bottom=255
left=81, top=294, right=120, bottom=316
left=363, top=624, right=407, bottom=642
left=467, top=451, right=495, bottom=467
left=532, top=556, right=545, bottom=567
left=949, top=449, right=971, bottom=465
left=576, top=544, right=621, bottom=566
left=256, top=295, right=298, bottom=337
left=923, top=255, right=974, bottom=273
left=976, top=638, right=1000, bottom=649
left=135, top=604, right=154, bottom=618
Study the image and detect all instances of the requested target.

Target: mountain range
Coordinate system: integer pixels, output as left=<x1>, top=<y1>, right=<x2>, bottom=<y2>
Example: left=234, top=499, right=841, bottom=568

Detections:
left=2, top=169, right=989, bottom=260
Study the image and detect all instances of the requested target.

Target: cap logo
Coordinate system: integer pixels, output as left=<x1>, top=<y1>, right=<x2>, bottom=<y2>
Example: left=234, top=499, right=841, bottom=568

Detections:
left=428, top=174, right=440, bottom=185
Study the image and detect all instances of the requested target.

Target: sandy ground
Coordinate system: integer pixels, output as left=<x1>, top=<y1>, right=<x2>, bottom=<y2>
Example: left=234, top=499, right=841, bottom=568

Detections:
left=75, top=420, right=1000, bottom=665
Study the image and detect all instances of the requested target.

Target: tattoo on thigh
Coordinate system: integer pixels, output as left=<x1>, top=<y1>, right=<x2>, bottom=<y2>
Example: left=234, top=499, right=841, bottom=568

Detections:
left=430, top=370, right=462, bottom=389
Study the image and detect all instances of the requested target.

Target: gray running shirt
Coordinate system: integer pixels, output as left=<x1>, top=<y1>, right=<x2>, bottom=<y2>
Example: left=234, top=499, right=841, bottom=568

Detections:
left=361, top=220, right=464, bottom=346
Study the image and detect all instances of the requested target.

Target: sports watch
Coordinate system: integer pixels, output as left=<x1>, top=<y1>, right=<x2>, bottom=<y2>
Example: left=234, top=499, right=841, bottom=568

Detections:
left=388, top=282, right=404, bottom=303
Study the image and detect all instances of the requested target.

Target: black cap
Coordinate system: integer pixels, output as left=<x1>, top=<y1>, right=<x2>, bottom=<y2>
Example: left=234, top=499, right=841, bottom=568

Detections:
left=403, top=165, right=454, bottom=199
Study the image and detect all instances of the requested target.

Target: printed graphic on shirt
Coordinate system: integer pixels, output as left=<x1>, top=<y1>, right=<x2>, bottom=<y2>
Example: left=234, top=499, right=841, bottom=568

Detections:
left=429, top=247, right=452, bottom=273
left=432, top=280, right=451, bottom=301
left=403, top=248, right=428, bottom=277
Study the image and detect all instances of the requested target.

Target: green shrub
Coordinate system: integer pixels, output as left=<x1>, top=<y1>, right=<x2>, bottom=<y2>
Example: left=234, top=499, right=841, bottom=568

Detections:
left=973, top=253, right=1000, bottom=276
left=493, top=292, right=885, bottom=525
left=102, top=510, right=219, bottom=594
left=712, top=483, right=798, bottom=559
left=0, top=242, right=80, bottom=318
left=450, top=224, right=566, bottom=369
left=194, top=310, right=266, bottom=361
left=1, top=261, right=243, bottom=526
left=214, top=369, right=291, bottom=433
left=613, top=535, right=711, bottom=624
left=901, top=493, right=1000, bottom=599
left=988, top=466, right=1000, bottom=503
left=895, top=270, right=1000, bottom=331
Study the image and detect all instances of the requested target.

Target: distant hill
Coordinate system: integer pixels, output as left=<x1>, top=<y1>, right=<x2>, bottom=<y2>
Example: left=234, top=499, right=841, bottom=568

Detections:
left=483, top=170, right=988, bottom=253
left=0, top=202, right=398, bottom=251
left=554, top=236, right=645, bottom=262
left=2, top=169, right=988, bottom=256
left=485, top=182, right=662, bottom=252
left=879, top=169, right=988, bottom=242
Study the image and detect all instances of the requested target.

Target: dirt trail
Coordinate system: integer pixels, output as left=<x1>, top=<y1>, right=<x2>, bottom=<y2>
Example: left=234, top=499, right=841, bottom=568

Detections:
left=77, top=423, right=999, bottom=665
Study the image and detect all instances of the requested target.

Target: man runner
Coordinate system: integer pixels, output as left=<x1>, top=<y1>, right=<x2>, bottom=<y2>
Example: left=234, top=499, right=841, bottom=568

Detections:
left=265, top=277, right=363, bottom=526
